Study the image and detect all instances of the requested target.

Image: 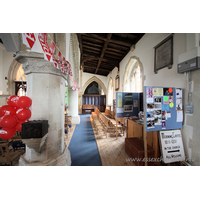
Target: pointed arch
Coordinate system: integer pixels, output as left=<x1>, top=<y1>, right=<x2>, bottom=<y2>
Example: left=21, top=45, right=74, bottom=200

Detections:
left=123, top=56, right=144, bottom=92
left=7, top=59, right=22, bottom=95
left=107, top=77, right=113, bottom=105
left=82, top=76, right=106, bottom=95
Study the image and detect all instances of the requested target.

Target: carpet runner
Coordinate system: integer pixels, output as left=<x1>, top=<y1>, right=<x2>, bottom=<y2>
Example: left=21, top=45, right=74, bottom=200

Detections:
left=68, top=114, right=102, bottom=166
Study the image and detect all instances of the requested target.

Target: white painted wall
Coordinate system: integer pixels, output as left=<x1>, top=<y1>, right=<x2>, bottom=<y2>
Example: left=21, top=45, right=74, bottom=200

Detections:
left=120, top=33, right=187, bottom=89
left=0, top=43, right=16, bottom=106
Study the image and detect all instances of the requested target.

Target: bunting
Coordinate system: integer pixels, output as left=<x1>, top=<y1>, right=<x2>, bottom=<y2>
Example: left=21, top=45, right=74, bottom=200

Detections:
left=22, top=33, right=79, bottom=93
left=22, top=33, right=37, bottom=51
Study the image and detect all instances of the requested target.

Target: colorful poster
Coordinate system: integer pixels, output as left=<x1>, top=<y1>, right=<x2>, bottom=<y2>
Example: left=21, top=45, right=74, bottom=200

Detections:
left=146, top=87, right=154, bottom=103
left=163, top=96, right=173, bottom=104
left=118, top=100, right=122, bottom=108
left=153, top=88, right=163, bottom=96
left=163, top=88, right=173, bottom=96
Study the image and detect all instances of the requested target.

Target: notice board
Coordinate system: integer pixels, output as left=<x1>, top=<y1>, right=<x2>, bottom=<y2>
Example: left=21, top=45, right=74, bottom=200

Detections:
left=144, top=86, right=183, bottom=132
left=116, top=92, right=139, bottom=118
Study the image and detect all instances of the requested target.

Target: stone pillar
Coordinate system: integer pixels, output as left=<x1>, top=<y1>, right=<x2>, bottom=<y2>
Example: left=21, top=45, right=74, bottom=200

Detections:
left=15, top=51, right=71, bottom=166
left=68, top=87, right=80, bottom=124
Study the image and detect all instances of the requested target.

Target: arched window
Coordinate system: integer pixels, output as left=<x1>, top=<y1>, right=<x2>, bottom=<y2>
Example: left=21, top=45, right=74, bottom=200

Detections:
left=107, top=78, right=113, bottom=105
left=15, top=65, right=27, bottom=96
left=123, top=58, right=143, bottom=93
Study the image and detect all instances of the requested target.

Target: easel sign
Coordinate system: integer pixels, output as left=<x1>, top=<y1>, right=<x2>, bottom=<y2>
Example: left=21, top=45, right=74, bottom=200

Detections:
left=159, top=130, right=185, bottom=163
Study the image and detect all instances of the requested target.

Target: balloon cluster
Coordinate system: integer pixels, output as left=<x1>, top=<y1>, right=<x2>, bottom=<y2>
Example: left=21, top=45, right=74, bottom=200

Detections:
left=0, top=95, right=32, bottom=140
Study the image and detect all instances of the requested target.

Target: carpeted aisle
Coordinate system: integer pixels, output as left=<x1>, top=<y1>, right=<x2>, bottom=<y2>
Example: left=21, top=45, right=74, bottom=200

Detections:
left=68, top=114, right=102, bottom=166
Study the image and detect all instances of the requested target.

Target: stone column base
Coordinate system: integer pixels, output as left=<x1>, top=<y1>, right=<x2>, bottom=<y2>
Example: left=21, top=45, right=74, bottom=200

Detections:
left=72, top=115, right=80, bottom=125
left=18, top=146, right=71, bottom=166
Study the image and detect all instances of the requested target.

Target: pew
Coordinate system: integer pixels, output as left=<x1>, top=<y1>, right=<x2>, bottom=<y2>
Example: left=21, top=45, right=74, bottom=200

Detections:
left=82, top=104, right=94, bottom=114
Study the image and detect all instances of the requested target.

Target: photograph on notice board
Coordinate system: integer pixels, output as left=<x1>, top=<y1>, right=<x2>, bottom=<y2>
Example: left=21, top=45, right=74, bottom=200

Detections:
left=163, top=88, right=173, bottom=96
left=147, top=104, right=154, bottom=110
left=176, top=99, right=182, bottom=110
left=146, top=87, right=154, bottom=103
left=154, top=110, right=162, bottom=125
left=147, top=110, right=155, bottom=118
left=124, top=105, right=133, bottom=112
left=162, top=121, right=166, bottom=129
left=154, top=103, right=162, bottom=110
left=124, top=93, right=133, bottom=105
left=154, top=97, right=162, bottom=103
left=162, top=111, right=167, bottom=120
left=147, top=119, right=155, bottom=129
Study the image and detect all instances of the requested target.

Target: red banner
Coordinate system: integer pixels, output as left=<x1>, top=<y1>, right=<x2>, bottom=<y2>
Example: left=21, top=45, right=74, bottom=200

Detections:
left=38, top=33, right=53, bottom=62
left=50, top=41, right=56, bottom=55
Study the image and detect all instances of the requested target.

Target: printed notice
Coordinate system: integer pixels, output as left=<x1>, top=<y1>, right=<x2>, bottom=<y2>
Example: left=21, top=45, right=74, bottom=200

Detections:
left=153, top=88, right=163, bottom=96
left=133, top=100, right=138, bottom=107
left=159, top=130, right=185, bottom=163
left=177, top=110, right=183, bottom=122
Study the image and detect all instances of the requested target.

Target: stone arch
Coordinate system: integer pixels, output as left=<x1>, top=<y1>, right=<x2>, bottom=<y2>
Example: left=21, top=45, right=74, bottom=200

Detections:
left=122, top=56, right=144, bottom=92
left=7, top=59, right=22, bottom=95
left=82, top=76, right=106, bottom=95
left=107, top=77, right=113, bottom=105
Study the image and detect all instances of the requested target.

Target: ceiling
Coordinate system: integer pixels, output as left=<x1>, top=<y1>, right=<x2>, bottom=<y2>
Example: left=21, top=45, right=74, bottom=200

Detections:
left=77, top=33, right=145, bottom=76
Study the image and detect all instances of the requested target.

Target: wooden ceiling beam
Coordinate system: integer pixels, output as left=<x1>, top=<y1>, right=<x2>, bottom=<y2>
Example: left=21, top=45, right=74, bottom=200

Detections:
left=95, top=33, right=112, bottom=74
left=81, top=33, right=132, bottom=47
left=84, top=65, right=110, bottom=72
left=83, top=53, right=119, bottom=65
left=82, top=44, right=101, bottom=52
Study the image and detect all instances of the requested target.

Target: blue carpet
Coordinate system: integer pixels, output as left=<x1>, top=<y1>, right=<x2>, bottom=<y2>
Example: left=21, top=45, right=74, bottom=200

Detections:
left=68, top=114, right=102, bottom=166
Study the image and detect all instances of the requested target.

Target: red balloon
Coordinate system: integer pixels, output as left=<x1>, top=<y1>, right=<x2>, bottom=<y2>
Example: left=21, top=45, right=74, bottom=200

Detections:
left=15, top=120, right=27, bottom=132
left=16, top=108, right=31, bottom=120
left=7, top=95, right=19, bottom=107
left=0, top=127, right=16, bottom=140
left=1, top=115, right=18, bottom=128
left=0, top=105, right=16, bottom=116
left=16, top=96, right=32, bottom=108
left=0, top=117, right=2, bottom=127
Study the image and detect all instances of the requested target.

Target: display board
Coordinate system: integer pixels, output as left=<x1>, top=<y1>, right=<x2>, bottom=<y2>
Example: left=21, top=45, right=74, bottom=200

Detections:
left=116, top=92, right=140, bottom=118
left=159, top=130, right=185, bottom=163
left=144, top=86, right=183, bottom=132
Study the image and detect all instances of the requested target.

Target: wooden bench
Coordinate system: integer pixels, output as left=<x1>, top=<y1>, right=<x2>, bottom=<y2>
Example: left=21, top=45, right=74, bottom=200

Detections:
left=82, top=104, right=95, bottom=114
left=103, top=109, right=116, bottom=119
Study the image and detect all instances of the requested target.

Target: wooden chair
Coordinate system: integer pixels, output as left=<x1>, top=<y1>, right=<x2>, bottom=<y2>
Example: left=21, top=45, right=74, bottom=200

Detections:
left=11, top=131, right=26, bottom=152
left=0, top=142, right=22, bottom=166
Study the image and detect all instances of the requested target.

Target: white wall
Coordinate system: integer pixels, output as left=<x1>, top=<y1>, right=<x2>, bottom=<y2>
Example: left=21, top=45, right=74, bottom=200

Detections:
left=120, top=33, right=187, bottom=89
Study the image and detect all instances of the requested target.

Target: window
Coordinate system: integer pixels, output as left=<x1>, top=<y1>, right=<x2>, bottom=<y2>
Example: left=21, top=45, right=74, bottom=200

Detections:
left=124, top=58, right=143, bottom=93
left=15, top=65, right=27, bottom=96
left=107, top=78, right=113, bottom=105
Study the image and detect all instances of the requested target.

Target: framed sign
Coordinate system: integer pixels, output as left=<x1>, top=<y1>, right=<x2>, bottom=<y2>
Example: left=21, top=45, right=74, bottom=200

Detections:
left=159, top=130, right=185, bottom=163
left=154, top=34, right=173, bottom=74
